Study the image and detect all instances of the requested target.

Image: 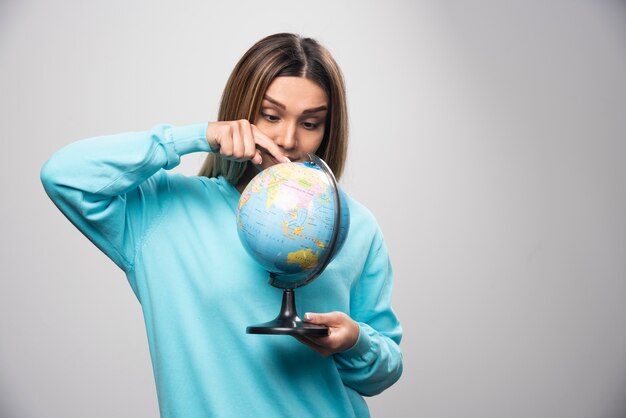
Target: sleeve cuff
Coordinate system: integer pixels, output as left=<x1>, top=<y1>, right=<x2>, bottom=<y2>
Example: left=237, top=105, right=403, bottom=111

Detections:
left=338, top=323, right=372, bottom=359
left=156, top=123, right=211, bottom=170
left=170, top=122, right=211, bottom=155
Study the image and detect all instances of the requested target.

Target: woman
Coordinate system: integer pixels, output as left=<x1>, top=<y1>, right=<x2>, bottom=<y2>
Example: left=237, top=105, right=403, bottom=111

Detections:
left=41, top=33, right=402, bottom=418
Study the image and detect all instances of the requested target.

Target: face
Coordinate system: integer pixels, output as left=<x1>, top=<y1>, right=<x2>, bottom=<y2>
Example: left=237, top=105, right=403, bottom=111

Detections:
left=254, top=76, right=328, bottom=170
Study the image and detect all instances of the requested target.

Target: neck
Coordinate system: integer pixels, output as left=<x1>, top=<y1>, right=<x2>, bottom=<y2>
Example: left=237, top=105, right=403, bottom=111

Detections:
left=235, top=163, right=259, bottom=193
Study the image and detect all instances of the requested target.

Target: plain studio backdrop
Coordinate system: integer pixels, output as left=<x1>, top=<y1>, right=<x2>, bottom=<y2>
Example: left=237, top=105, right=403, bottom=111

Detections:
left=2, top=1, right=626, bottom=417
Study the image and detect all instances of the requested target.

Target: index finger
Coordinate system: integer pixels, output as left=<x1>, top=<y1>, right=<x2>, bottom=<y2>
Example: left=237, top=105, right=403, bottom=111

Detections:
left=252, top=126, right=291, bottom=164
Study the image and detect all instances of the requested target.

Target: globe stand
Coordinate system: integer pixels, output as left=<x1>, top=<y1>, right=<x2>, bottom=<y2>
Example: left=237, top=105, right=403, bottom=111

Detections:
left=246, top=289, right=329, bottom=336
left=244, top=154, right=346, bottom=338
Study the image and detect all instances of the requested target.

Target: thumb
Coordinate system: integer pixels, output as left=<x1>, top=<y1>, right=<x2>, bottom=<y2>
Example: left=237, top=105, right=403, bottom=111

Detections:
left=304, top=312, right=341, bottom=326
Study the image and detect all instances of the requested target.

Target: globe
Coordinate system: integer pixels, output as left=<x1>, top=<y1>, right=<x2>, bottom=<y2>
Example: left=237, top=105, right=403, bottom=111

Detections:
left=236, top=156, right=350, bottom=290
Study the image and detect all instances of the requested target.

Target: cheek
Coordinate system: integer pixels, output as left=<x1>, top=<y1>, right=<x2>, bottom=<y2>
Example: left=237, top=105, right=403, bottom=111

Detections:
left=305, top=132, right=325, bottom=152
left=254, top=119, right=277, bottom=138
left=253, top=117, right=267, bottom=130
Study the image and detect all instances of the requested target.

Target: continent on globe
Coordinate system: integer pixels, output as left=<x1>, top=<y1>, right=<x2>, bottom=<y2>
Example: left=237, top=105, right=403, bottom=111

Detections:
left=287, top=248, right=319, bottom=270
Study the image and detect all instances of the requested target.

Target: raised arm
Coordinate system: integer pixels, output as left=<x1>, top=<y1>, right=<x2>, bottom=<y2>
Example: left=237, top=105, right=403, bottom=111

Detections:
left=40, top=123, right=211, bottom=272
left=41, top=120, right=290, bottom=274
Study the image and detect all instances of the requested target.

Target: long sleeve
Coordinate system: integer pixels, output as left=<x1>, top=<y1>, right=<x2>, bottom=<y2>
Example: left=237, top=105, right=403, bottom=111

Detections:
left=40, top=123, right=210, bottom=275
left=333, top=227, right=404, bottom=396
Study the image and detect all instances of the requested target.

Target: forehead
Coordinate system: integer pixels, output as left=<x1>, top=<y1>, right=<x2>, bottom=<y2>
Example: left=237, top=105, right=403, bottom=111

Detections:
left=264, top=77, right=327, bottom=109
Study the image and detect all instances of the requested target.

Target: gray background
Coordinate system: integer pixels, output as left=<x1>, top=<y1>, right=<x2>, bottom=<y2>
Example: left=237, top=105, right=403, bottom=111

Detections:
left=1, top=0, right=626, bottom=417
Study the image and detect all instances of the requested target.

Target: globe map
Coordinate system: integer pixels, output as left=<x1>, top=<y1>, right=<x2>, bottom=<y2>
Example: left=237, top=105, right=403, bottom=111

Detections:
left=236, top=161, right=348, bottom=286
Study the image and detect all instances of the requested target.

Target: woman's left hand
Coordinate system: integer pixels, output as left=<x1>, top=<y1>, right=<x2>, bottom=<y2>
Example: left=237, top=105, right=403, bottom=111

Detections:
left=294, top=312, right=360, bottom=356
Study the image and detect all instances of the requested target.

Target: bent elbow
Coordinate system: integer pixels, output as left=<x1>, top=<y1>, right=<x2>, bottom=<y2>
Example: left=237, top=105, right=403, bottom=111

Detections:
left=358, top=354, right=404, bottom=397
left=40, top=155, right=59, bottom=195
left=40, top=152, right=66, bottom=200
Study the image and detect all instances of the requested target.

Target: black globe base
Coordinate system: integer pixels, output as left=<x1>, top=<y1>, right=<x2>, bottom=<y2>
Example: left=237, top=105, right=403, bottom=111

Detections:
left=247, top=289, right=329, bottom=337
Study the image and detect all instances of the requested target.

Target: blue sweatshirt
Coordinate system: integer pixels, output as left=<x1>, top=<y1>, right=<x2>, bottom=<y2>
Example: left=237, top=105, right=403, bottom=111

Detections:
left=41, top=123, right=403, bottom=418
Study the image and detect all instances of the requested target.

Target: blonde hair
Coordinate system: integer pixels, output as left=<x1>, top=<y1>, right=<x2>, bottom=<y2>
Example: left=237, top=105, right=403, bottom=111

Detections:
left=198, top=33, right=349, bottom=183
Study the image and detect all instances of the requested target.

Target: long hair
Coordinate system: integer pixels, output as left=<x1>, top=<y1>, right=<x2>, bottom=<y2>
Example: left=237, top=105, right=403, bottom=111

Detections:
left=198, top=33, right=349, bottom=183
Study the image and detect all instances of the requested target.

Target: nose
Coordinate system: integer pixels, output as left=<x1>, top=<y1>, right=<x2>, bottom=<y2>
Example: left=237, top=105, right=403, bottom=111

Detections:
left=275, top=122, right=297, bottom=150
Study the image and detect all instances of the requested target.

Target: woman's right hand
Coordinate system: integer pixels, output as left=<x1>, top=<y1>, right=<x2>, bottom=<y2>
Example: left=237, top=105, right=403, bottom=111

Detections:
left=206, top=120, right=290, bottom=166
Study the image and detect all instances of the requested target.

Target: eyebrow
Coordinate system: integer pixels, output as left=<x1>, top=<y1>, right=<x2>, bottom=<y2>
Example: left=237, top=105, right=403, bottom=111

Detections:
left=263, top=95, right=328, bottom=115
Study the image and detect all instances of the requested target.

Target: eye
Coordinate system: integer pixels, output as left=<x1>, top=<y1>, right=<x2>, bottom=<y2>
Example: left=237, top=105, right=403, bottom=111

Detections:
left=302, top=122, right=320, bottom=130
left=261, top=112, right=280, bottom=122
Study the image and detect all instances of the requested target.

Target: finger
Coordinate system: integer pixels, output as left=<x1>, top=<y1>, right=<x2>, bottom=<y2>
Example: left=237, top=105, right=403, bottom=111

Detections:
left=218, top=125, right=233, bottom=157
left=205, top=122, right=221, bottom=152
left=304, top=312, right=342, bottom=326
left=299, top=332, right=341, bottom=356
left=292, top=334, right=318, bottom=348
left=291, top=335, right=332, bottom=357
left=251, top=150, right=263, bottom=165
left=231, top=122, right=244, bottom=160
left=252, top=125, right=291, bottom=163
left=241, top=121, right=258, bottom=162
